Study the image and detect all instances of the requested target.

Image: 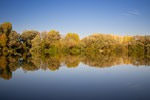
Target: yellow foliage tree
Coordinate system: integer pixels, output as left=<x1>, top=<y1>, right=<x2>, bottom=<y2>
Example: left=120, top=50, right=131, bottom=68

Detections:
left=66, top=33, right=80, bottom=41
left=30, top=34, right=41, bottom=53
left=1, top=22, right=12, bottom=36
left=45, top=30, right=61, bottom=48
left=123, top=35, right=132, bottom=47
left=123, top=35, right=132, bottom=43
left=0, top=33, right=8, bottom=47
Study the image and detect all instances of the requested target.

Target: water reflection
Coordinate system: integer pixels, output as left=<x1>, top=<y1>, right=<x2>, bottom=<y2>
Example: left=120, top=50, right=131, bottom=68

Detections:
left=0, top=52, right=150, bottom=80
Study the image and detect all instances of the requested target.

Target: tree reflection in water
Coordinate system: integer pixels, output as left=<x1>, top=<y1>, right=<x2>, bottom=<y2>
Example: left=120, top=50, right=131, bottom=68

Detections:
left=0, top=51, right=150, bottom=80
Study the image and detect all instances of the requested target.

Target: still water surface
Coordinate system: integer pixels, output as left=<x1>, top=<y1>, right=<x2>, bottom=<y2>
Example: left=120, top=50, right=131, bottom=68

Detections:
left=0, top=53, right=150, bottom=100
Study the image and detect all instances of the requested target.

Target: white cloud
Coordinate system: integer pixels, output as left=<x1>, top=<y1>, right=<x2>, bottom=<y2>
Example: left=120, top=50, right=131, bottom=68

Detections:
left=122, top=10, right=142, bottom=16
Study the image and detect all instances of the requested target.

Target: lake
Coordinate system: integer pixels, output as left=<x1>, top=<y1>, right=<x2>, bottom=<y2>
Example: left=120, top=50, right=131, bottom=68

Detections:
left=0, top=52, right=150, bottom=100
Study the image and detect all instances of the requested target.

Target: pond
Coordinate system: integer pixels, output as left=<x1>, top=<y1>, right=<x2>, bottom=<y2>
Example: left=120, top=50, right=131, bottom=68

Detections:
left=0, top=52, right=150, bottom=100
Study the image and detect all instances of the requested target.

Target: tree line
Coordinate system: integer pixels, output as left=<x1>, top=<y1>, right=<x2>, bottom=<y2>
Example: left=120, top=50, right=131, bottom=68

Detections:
left=0, top=22, right=150, bottom=55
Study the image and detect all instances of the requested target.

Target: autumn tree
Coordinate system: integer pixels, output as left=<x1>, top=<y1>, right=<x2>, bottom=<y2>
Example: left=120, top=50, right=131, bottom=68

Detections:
left=41, top=31, right=48, bottom=50
left=145, top=35, right=150, bottom=56
left=0, top=33, right=8, bottom=47
left=0, top=22, right=12, bottom=36
left=30, top=34, right=42, bottom=53
left=60, top=33, right=80, bottom=50
left=0, top=25, right=2, bottom=36
left=61, top=37, right=78, bottom=49
left=8, top=31, right=22, bottom=49
left=41, top=31, right=47, bottom=40
left=81, top=34, right=106, bottom=51
left=123, top=35, right=132, bottom=47
left=21, top=30, right=39, bottom=48
left=145, top=35, right=150, bottom=43
left=66, top=33, right=80, bottom=41
left=45, top=30, right=61, bottom=49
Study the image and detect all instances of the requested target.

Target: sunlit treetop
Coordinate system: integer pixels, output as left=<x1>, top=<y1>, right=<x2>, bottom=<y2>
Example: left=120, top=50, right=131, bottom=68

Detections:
left=0, top=22, right=12, bottom=36
left=46, top=30, right=61, bottom=41
left=123, top=35, right=132, bottom=42
left=8, top=31, right=21, bottom=48
left=48, top=30, right=57, bottom=35
left=22, top=30, right=40, bottom=39
left=66, top=33, right=80, bottom=41
left=21, top=30, right=40, bottom=47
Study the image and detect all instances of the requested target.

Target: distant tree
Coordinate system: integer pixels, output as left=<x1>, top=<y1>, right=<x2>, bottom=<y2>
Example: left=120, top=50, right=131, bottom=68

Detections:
left=0, top=22, right=12, bottom=36
left=21, top=30, right=39, bottom=48
left=60, top=33, right=80, bottom=49
left=145, top=35, right=150, bottom=45
left=41, top=31, right=47, bottom=40
left=45, top=30, right=61, bottom=48
left=81, top=34, right=105, bottom=50
left=30, top=34, right=41, bottom=53
left=0, top=25, right=2, bottom=36
left=123, top=35, right=132, bottom=42
left=61, top=36, right=79, bottom=49
left=8, top=31, right=22, bottom=49
left=41, top=31, right=47, bottom=50
left=66, top=33, right=80, bottom=41
left=81, top=33, right=124, bottom=51
left=0, top=33, right=8, bottom=47
left=113, top=35, right=123, bottom=44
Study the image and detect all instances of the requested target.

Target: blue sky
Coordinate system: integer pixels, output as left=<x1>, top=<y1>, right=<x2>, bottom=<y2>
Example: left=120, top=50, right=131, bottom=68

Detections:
left=0, top=0, right=150, bottom=38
